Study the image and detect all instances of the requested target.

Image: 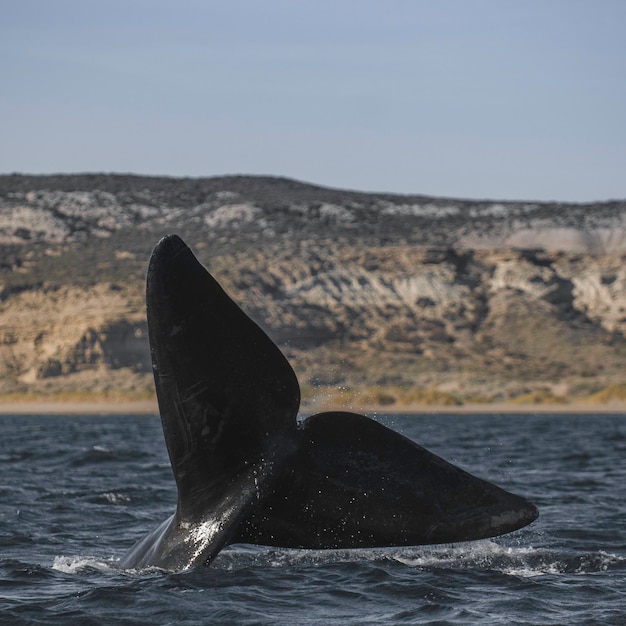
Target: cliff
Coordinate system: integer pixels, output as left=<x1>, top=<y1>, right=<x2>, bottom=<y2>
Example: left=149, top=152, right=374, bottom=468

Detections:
left=1, top=173, right=625, bottom=408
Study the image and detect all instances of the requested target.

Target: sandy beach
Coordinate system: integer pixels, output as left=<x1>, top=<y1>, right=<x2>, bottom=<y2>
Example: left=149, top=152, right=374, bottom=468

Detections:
left=0, top=399, right=624, bottom=415
left=0, top=400, right=159, bottom=415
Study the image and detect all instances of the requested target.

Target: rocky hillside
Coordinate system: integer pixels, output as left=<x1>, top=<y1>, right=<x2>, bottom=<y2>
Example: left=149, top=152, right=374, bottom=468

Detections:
left=1, top=173, right=626, bottom=408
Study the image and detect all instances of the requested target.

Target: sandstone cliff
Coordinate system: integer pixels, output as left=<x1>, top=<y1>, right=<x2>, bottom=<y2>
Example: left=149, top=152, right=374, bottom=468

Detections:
left=1, top=174, right=625, bottom=408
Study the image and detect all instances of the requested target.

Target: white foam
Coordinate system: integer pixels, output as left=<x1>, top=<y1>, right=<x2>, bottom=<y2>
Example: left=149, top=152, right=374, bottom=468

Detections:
left=100, top=492, right=131, bottom=504
left=52, top=555, right=116, bottom=574
left=391, top=541, right=625, bottom=577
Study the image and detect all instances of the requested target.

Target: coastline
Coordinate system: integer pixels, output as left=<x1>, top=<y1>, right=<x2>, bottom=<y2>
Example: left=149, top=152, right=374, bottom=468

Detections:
left=364, top=402, right=626, bottom=415
left=0, top=400, right=159, bottom=415
left=0, top=399, right=624, bottom=415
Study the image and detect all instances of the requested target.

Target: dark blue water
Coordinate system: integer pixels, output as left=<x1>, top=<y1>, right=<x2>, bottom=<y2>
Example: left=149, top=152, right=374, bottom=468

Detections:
left=1, top=412, right=625, bottom=625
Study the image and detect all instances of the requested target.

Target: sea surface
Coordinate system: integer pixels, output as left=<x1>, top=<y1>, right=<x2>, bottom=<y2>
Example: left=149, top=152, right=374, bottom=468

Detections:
left=0, top=412, right=625, bottom=625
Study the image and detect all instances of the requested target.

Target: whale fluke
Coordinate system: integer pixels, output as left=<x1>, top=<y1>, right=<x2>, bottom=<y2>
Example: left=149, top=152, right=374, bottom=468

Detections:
left=120, top=235, right=538, bottom=571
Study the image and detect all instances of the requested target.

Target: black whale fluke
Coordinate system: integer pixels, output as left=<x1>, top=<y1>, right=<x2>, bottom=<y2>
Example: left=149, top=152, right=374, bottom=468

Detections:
left=120, top=235, right=538, bottom=571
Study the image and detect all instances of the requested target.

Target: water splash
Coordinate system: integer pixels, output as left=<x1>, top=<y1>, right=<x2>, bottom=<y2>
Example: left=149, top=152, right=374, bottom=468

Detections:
left=51, top=555, right=118, bottom=575
left=391, top=540, right=625, bottom=577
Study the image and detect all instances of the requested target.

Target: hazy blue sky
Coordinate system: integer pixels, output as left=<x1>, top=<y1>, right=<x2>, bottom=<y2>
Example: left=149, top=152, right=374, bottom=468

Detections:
left=2, top=0, right=625, bottom=201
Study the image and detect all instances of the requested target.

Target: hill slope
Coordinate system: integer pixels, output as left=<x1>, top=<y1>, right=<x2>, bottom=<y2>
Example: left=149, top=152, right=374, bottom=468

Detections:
left=1, top=174, right=626, bottom=408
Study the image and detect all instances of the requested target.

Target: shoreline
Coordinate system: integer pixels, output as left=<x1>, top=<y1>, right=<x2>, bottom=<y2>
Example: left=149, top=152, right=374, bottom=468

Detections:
left=0, top=399, right=624, bottom=415
left=0, top=400, right=159, bottom=415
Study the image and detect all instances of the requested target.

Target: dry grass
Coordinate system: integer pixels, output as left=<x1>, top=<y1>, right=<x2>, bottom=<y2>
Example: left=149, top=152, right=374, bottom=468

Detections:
left=0, top=389, right=155, bottom=405
left=302, top=385, right=462, bottom=410
left=509, top=389, right=569, bottom=405
left=583, top=383, right=626, bottom=404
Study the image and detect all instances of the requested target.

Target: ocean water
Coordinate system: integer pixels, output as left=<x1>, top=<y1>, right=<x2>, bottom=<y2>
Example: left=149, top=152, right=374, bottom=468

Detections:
left=0, top=412, right=624, bottom=625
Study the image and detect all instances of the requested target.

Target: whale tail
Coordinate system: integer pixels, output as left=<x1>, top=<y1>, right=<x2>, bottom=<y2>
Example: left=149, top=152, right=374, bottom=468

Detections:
left=121, top=235, right=538, bottom=571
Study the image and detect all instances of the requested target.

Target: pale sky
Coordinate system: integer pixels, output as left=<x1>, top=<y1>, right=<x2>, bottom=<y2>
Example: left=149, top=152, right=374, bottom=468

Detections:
left=2, top=0, right=625, bottom=202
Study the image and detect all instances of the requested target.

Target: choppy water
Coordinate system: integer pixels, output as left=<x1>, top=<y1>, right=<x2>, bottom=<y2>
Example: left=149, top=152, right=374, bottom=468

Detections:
left=1, top=412, right=625, bottom=625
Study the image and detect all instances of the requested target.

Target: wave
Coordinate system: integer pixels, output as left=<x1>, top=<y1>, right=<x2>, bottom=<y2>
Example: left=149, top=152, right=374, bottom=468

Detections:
left=204, top=540, right=625, bottom=579
left=51, top=555, right=119, bottom=575
left=391, top=540, right=625, bottom=577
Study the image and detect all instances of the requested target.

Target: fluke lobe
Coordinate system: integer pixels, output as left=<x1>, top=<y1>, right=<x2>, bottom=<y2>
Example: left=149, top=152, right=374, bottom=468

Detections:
left=120, top=235, right=538, bottom=571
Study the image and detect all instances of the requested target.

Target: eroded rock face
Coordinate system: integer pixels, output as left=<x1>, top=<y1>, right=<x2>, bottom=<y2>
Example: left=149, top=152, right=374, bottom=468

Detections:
left=0, top=282, right=149, bottom=395
left=1, top=174, right=625, bottom=402
left=217, top=246, right=626, bottom=392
